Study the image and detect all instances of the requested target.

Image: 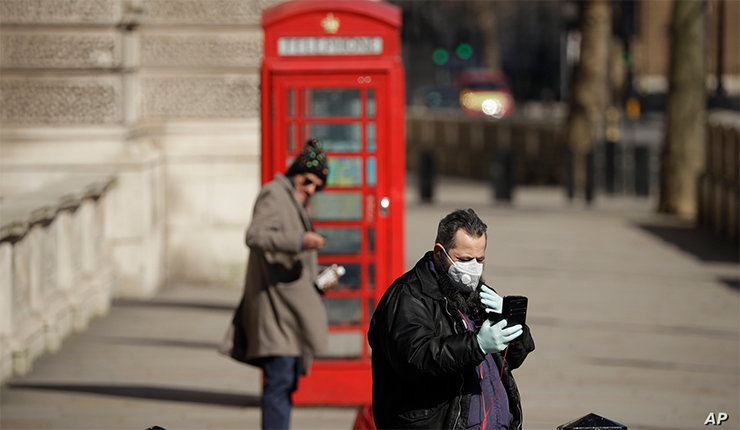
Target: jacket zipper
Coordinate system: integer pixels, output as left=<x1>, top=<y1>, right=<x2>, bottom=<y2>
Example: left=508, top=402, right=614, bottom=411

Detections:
left=443, top=297, right=464, bottom=430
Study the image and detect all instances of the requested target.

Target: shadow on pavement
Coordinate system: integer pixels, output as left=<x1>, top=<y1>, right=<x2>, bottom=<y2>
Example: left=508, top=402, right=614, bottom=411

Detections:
left=95, top=336, right=222, bottom=350
left=528, top=316, right=738, bottom=340
left=719, top=277, right=740, bottom=291
left=588, top=357, right=738, bottom=375
left=113, top=299, right=236, bottom=312
left=636, top=222, right=740, bottom=264
left=7, top=383, right=260, bottom=407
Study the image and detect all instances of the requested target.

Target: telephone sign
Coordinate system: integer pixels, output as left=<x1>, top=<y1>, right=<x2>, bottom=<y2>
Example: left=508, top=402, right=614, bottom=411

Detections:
left=261, top=0, right=405, bottom=406
left=278, top=36, right=383, bottom=55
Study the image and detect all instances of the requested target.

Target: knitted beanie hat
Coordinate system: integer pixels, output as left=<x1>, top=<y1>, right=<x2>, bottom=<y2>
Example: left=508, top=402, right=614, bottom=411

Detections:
left=287, top=138, right=329, bottom=184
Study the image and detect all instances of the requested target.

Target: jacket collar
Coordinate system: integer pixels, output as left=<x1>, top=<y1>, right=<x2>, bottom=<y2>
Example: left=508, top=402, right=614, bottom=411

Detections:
left=274, top=173, right=313, bottom=232
left=414, top=251, right=445, bottom=301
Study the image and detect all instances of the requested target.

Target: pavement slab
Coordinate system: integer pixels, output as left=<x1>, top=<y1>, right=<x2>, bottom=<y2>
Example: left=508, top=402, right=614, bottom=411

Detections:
left=2, top=177, right=738, bottom=430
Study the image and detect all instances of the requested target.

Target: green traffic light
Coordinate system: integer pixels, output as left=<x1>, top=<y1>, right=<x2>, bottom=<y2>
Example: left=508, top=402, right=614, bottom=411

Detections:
left=432, top=48, right=449, bottom=65
left=456, top=43, right=473, bottom=60
left=621, top=50, right=632, bottom=66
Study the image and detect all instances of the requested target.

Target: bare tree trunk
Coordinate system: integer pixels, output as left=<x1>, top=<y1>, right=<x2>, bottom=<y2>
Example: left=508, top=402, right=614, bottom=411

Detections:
left=472, top=2, right=501, bottom=70
left=565, top=0, right=611, bottom=194
left=659, top=0, right=707, bottom=217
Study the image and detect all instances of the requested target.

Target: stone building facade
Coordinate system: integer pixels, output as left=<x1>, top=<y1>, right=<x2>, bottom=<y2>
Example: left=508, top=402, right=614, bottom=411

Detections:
left=1, top=0, right=284, bottom=297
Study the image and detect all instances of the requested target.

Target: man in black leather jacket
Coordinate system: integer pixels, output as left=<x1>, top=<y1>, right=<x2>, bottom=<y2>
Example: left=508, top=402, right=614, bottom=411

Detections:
left=368, top=209, right=534, bottom=429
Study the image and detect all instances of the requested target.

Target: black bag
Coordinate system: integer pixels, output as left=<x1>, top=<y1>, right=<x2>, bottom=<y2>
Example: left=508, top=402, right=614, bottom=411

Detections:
left=218, top=300, right=250, bottom=364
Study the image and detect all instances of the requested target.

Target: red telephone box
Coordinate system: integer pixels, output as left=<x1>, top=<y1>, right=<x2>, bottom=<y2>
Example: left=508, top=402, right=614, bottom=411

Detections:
left=261, top=0, right=405, bottom=405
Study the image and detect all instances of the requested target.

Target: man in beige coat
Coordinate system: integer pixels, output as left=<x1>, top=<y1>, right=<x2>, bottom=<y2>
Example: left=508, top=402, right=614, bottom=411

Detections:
left=231, top=138, right=334, bottom=430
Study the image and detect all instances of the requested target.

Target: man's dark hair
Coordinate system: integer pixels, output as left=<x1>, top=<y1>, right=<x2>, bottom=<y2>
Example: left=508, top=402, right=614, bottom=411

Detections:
left=435, top=208, right=487, bottom=250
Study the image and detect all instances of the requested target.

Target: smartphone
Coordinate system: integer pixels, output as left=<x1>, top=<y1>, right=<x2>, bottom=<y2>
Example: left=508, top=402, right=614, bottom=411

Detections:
left=502, top=295, right=528, bottom=328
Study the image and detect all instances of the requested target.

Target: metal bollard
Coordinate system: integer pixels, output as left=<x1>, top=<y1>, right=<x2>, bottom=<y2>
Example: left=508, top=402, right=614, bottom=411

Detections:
left=565, top=148, right=575, bottom=200
left=419, top=150, right=435, bottom=203
left=585, top=150, right=595, bottom=204
left=491, top=149, right=514, bottom=202
left=634, top=145, right=650, bottom=197
left=565, top=148, right=596, bottom=203
left=604, top=141, right=617, bottom=194
left=557, top=413, right=627, bottom=430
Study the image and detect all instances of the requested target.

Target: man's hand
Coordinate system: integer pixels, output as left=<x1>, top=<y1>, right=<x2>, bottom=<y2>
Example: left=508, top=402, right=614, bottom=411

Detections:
left=476, top=319, right=522, bottom=354
left=480, top=285, right=503, bottom=314
left=303, top=232, right=326, bottom=250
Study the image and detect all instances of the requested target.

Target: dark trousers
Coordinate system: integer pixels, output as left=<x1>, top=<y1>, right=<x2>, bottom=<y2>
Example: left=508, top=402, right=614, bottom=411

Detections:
left=260, top=356, right=301, bottom=430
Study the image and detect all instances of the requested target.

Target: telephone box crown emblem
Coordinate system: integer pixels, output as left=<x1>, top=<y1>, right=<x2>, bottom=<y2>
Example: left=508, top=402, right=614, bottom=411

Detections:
left=321, top=13, right=340, bottom=34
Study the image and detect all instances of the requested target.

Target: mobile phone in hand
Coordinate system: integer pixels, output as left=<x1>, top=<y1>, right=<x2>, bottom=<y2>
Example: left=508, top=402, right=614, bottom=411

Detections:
left=502, top=295, right=528, bottom=328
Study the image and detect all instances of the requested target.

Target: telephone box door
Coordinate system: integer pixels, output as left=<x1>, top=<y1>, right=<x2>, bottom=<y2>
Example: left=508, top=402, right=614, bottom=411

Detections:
left=269, top=71, right=395, bottom=405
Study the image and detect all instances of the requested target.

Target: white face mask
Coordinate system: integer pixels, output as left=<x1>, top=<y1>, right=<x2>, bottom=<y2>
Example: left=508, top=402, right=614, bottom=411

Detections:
left=441, top=246, right=483, bottom=292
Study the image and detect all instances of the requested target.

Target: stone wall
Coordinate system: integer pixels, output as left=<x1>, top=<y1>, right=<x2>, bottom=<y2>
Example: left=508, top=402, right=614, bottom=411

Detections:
left=0, top=0, right=285, bottom=294
left=134, top=0, right=279, bottom=285
left=0, top=175, right=117, bottom=383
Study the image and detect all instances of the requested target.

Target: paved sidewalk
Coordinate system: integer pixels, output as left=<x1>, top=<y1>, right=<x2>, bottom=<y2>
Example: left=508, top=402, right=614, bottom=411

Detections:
left=2, top=177, right=738, bottom=430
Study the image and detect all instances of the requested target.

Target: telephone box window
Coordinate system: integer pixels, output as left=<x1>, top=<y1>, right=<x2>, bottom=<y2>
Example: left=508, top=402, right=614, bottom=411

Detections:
left=325, top=333, right=363, bottom=358
left=367, top=89, right=376, bottom=118
left=312, top=192, right=363, bottom=221
left=288, top=89, right=296, bottom=117
left=288, top=123, right=296, bottom=152
left=368, top=299, right=376, bottom=323
left=304, top=89, right=361, bottom=117
left=367, top=123, right=376, bottom=152
left=315, top=228, right=361, bottom=255
left=305, top=123, right=361, bottom=152
left=327, top=157, right=363, bottom=187
left=334, top=263, right=361, bottom=290
left=366, top=157, right=377, bottom=186
left=325, top=298, right=362, bottom=325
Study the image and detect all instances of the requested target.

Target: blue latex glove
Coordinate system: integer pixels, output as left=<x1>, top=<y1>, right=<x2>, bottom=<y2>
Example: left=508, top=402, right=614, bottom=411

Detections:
left=476, top=319, right=523, bottom=354
left=480, top=285, right=503, bottom=314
